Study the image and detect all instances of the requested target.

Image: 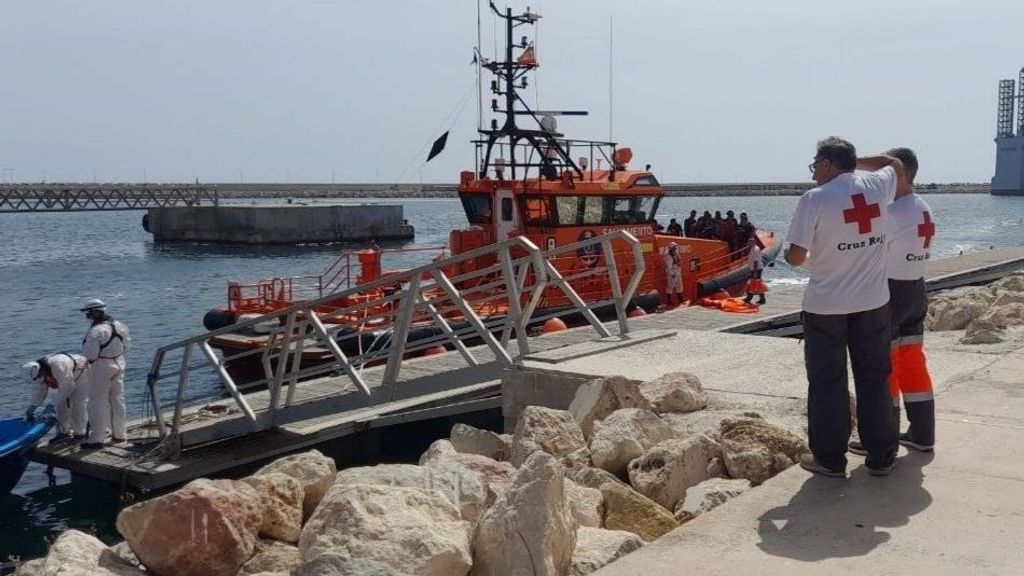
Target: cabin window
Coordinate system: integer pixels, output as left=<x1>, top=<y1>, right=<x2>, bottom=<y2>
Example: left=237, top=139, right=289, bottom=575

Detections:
left=630, top=175, right=659, bottom=187
left=582, top=197, right=604, bottom=224
left=501, top=197, right=514, bottom=221
left=636, top=196, right=660, bottom=221
left=521, top=196, right=555, bottom=225
left=555, top=196, right=580, bottom=225
left=460, top=194, right=493, bottom=224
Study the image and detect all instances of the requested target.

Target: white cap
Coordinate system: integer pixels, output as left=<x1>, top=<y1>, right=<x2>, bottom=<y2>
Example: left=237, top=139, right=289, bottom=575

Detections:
left=80, top=298, right=107, bottom=312
left=22, top=361, right=40, bottom=380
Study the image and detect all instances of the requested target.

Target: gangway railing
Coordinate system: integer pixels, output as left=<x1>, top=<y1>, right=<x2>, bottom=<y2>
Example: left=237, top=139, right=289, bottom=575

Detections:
left=144, top=231, right=645, bottom=459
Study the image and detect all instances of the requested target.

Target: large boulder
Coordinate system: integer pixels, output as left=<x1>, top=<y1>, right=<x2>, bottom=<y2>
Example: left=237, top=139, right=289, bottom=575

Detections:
left=420, top=439, right=518, bottom=504
left=471, top=451, right=577, bottom=576
left=449, top=423, right=511, bottom=461
left=589, top=409, right=676, bottom=477
left=566, top=466, right=626, bottom=491
left=989, top=274, right=1024, bottom=293
left=626, top=433, right=723, bottom=511
left=568, top=527, right=645, bottom=576
left=510, top=406, right=588, bottom=467
left=256, top=450, right=337, bottom=518
left=568, top=375, right=650, bottom=439
left=31, top=530, right=146, bottom=576
left=926, top=292, right=990, bottom=331
left=239, top=540, right=302, bottom=575
left=719, top=418, right=807, bottom=485
left=600, top=482, right=678, bottom=542
left=336, top=462, right=490, bottom=522
left=116, top=478, right=263, bottom=576
left=297, top=554, right=415, bottom=576
left=298, top=483, right=470, bottom=576
left=674, top=478, right=752, bottom=523
left=960, top=318, right=1006, bottom=344
left=638, top=373, right=708, bottom=414
left=566, top=479, right=604, bottom=528
left=240, top=473, right=305, bottom=543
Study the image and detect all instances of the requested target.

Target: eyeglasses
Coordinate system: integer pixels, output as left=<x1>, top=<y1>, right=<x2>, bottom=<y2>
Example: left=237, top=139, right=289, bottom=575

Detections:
left=808, top=158, right=825, bottom=174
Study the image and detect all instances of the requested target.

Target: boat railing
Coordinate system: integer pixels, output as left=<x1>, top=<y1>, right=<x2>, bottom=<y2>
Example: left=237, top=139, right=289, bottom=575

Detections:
left=144, top=231, right=644, bottom=459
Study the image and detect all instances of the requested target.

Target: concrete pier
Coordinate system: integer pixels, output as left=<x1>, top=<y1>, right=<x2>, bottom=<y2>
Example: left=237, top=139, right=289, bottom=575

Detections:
left=144, top=203, right=414, bottom=244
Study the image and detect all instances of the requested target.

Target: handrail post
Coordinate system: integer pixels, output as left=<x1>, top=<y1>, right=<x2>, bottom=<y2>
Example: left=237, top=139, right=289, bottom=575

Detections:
left=146, top=350, right=167, bottom=438
left=381, top=275, right=421, bottom=388
left=603, top=238, right=628, bottom=335
left=170, top=344, right=193, bottom=438
left=199, top=341, right=258, bottom=424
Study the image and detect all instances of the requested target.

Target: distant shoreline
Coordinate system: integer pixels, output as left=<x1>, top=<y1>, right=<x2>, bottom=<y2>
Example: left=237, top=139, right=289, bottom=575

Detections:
left=0, top=182, right=992, bottom=199
left=201, top=182, right=991, bottom=198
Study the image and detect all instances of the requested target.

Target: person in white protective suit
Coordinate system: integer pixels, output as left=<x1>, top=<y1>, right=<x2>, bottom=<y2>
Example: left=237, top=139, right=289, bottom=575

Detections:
left=80, top=299, right=131, bottom=448
left=22, top=353, right=90, bottom=444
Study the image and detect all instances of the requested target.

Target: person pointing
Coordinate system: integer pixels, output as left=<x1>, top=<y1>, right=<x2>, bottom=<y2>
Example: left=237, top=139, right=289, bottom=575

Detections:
left=80, top=299, right=131, bottom=448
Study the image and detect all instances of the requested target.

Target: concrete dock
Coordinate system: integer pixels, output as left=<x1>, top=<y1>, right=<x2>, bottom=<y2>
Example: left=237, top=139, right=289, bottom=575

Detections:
left=144, top=203, right=414, bottom=244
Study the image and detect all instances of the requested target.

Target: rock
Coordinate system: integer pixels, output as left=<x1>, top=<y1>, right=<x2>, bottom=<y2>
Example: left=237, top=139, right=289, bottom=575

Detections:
left=600, top=482, right=678, bottom=542
left=109, top=541, right=142, bottom=568
left=991, top=289, right=1024, bottom=307
left=296, top=554, right=414, bottom=576
left=559, top=446, right=594, bottom=472
left=568, top=375, right=650, bottom=439
left=566, top=466, right=626, bottom=490
left=589, top=408, right=676, bottom=477
left=568, top=527, right=645, bottom=576
left=37, top=530, right=147, bottom=576
left=510, top=406, right=588, bottom=467
left=116, top=478, right=263, bottom=576
left=719, top=418, right=807, bottom=485
left=298, top=484, right=470, bottom=576
left=989, top=273, right=1024, bottom=293
left=979, top=302, right=1024, bottom=329
left=450, top=423, right=510, bottom=461
left=13, top=559, right=45, bottom=576
left=419, top=438, right=459, bottom=464
left=239, top=540, right=302, bottom=575
left=256, top=450, right=337, bottom=519
left=960, top=318, right=1006, bottom=344
left=566, top=479, right=605, bottom=528
left=626, top=434, right=723, bottom=511
left=638, top=372, right=708, bottom=414
left=336, top=462, right=490, bottom=522
left=926, top=295, right=989, bottom=331
left=673, top=478, right=752, bottom=523
left=420, top=441, right=518, bottom=504
left=471, top=452, right=576, bottom=576
left=240, top=473, right=305, bottom=543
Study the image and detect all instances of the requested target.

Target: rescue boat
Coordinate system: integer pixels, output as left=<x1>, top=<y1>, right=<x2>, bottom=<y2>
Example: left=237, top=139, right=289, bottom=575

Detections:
left=203, top=4, right=780, bottom=384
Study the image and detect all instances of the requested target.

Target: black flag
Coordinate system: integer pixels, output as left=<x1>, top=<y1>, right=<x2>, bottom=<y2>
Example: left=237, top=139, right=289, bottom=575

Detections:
left=426, top=131, right=449, bottom=162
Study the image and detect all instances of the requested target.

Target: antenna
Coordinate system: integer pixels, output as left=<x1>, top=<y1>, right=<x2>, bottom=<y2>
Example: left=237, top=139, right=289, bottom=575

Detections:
left=608, top=16, right=614, bottom=141
left=476, top=0, right=483, bottom=132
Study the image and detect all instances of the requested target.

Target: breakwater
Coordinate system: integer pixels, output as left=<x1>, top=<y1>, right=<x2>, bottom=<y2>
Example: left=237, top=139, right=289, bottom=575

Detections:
left=203, top=182, right=992, bottom=199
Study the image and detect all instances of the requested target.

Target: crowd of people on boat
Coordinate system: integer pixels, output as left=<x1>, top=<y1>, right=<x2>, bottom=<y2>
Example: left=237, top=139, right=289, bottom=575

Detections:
left=21, top=299, right=130, bottom=449
left=662, top=210, right=758, bottom=254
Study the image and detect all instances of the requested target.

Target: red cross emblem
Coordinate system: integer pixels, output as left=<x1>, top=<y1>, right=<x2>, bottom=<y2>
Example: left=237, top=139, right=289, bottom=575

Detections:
left=843, top=193, right=881, bottom=234
left=917, top=211, right=935, bottom=249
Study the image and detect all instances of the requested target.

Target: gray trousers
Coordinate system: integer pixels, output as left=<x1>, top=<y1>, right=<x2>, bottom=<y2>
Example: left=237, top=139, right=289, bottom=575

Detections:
left=803, top=303, right=898, bottom=471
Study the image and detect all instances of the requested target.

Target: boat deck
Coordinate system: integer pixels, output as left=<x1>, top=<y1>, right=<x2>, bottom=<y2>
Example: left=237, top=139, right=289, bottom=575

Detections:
left=30, top=247, right=1024, bottom=490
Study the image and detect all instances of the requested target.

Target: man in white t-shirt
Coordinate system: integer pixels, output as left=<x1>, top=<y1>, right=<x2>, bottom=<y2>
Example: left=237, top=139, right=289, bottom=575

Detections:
left=851, top=147, right=935, bottom=455
left=785, top=136, right=907, bottom=477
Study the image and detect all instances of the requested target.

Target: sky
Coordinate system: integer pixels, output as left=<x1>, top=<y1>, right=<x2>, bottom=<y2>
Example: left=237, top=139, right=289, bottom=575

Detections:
left=1, top=0, right=1022, bottom=184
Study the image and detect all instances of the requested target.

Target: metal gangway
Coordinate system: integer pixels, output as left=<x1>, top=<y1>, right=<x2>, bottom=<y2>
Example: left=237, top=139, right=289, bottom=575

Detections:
left=0, top=183, right=218, bottom=212
left=142, top=231, right=646, bottom=460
